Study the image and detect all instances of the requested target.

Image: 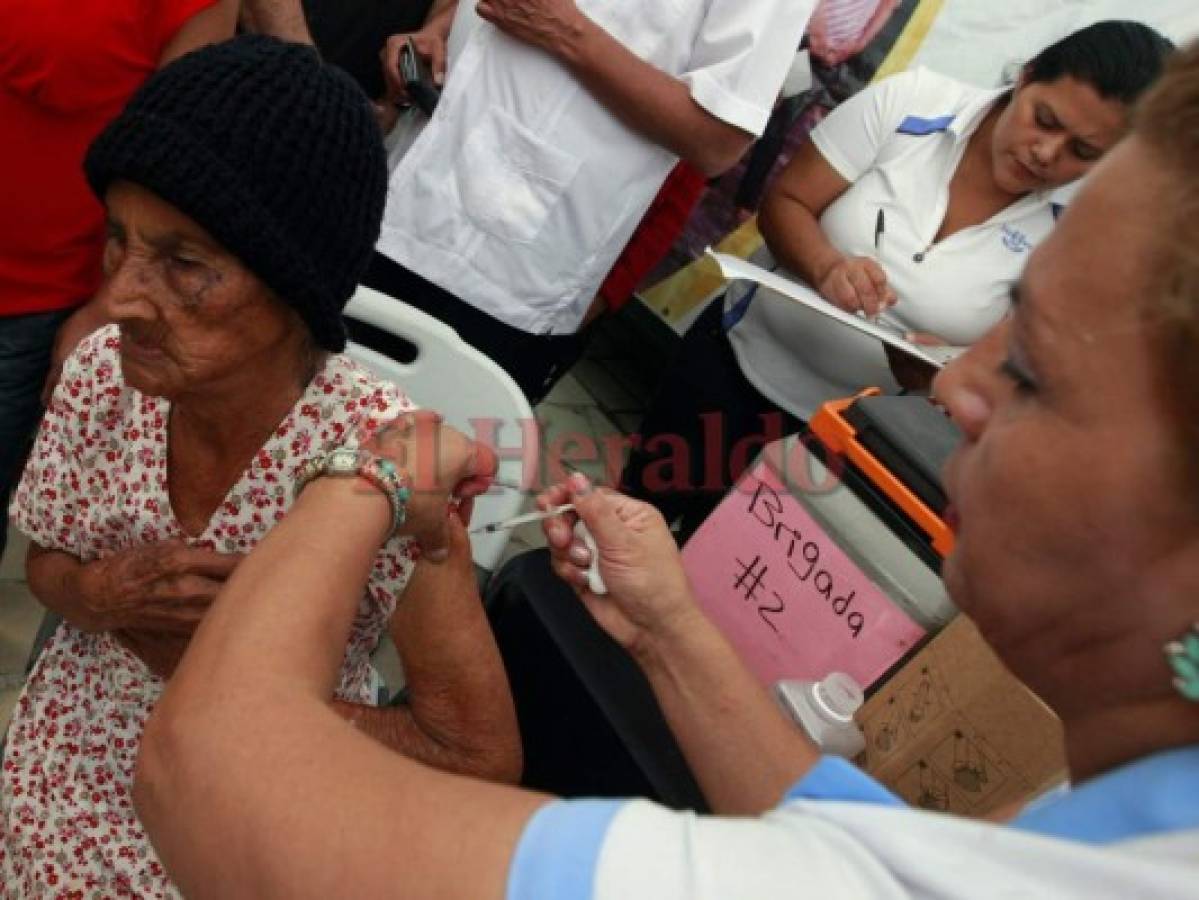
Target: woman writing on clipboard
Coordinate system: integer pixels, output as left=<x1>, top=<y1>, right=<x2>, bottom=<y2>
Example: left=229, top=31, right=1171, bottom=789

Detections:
left=623, top=20, right=1173, bottom=538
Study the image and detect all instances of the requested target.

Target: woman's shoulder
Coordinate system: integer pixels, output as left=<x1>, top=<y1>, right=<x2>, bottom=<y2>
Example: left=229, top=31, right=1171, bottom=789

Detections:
left=30, top=324, right=133, bottom=484
left=56, top=324, right=125, bottom=402
left=70, top=322, right=121, bottom=361
left=321, top=353, right=417, bottom=430
left=871, top=67, right=993, bottom=120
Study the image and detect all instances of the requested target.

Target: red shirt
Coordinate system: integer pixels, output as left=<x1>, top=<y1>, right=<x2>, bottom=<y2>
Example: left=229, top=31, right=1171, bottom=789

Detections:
left=0, top=0, right=216, bottom=317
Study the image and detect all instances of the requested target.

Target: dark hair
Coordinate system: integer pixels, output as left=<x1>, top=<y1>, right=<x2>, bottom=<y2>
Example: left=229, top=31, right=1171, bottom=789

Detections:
left=1026, top=20, right=1174, bottom=105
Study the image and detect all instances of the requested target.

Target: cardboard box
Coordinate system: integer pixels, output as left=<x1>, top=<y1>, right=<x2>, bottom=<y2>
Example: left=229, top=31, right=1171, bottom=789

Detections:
left=855, top=615, right=1067, bottom=818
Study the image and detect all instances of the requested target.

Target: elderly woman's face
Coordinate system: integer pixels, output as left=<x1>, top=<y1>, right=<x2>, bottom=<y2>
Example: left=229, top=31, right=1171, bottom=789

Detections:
left=935, top=140, right=1198, bottom=660
left=98, top=182, right=305, bottom=400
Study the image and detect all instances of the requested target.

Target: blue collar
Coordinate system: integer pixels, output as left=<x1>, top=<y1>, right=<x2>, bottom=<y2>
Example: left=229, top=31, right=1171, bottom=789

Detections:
left=1013, top=746, right=1199, bottom=844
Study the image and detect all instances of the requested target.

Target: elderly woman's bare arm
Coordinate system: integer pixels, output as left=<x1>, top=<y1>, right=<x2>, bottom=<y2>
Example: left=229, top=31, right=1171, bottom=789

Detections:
left=136, top=427, right=539, bottom=899
left=332, top=519, right=522, bottom=784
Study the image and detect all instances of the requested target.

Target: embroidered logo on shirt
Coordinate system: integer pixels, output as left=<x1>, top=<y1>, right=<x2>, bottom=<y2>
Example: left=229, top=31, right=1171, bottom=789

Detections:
left=1001, top=224, right=1033, bottom=253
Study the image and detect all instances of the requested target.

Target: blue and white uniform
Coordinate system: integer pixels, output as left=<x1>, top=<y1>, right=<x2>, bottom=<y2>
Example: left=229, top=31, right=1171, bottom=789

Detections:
left=725, top=67, right=1061, bottom=420
left=507, top=748, right=1199, bottom=898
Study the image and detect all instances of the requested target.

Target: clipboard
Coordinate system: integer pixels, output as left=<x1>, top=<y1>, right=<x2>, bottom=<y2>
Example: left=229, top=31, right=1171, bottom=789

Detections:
left=707, top=251, right=964, bottom=369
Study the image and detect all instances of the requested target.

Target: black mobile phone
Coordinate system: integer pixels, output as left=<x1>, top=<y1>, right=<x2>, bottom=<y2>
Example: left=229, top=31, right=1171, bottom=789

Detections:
left=399, top=37, right=440, bottom=116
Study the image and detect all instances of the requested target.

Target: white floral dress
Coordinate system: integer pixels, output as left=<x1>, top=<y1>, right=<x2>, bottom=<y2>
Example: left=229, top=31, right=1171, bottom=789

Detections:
left=2, top=326, right=417, bottom=898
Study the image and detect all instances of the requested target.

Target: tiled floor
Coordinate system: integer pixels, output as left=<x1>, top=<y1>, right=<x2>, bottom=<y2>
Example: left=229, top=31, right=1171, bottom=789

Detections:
left=0, top=359, right=649, bottom=732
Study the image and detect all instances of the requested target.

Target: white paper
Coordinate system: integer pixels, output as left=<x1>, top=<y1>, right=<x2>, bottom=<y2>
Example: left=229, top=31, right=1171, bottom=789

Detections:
left=708, top=251, right=963, bottom=370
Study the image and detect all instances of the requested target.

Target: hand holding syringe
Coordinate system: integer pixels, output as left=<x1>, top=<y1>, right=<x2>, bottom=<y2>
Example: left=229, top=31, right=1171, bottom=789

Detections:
left=470, top=499, right=607, bottom=594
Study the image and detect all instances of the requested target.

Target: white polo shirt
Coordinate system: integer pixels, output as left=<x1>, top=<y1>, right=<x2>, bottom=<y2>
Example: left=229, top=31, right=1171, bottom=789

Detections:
left=725, top=67, right=1061, bottom=420
left=376, top=0, right=814, bottom=335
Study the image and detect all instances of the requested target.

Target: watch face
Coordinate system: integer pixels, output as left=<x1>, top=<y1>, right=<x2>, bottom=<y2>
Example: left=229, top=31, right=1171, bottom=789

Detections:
left=326, top=448, right=361, bottom=476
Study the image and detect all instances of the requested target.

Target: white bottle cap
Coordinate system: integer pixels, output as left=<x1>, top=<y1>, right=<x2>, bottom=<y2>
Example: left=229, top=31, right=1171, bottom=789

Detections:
left=812, top=672, right=864, bottom=725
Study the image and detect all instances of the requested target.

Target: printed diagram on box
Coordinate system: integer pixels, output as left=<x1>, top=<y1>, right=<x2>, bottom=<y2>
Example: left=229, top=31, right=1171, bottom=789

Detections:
left=895, top=760, right=950, bottom=811
left=891, top=728, right=1012, bottom=813
left=857, top=661, right=1030, bottom=813
left=860, top=666, right=946, bottom=762
left=872, top=697, right=903, bottom=754
left=951, top=730, right=989, bottom=792
left=886, top=726, right=1015, bottom=813
left=907, top=668, right=939, bottom=726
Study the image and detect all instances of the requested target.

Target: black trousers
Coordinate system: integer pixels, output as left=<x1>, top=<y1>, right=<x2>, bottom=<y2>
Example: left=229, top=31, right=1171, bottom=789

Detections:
left=0, top=308, right=73, bottom=563
left=621, top=298, right=805, bottom=542
left=360, top=253, right=586, bottom=405
left=302, top=0, right=435, bottom=99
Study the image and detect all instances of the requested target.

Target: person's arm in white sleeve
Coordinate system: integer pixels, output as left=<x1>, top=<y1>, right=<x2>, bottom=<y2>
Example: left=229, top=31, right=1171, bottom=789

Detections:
left=759, top=70, right=915, bottom=316
left=539, top=477, right=822, bottom=815
left=475, top=0, right=815, bottom=177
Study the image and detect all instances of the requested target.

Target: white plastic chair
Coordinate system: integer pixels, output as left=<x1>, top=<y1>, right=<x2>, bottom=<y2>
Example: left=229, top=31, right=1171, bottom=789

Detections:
left=344, top=286, right=537, bottom=572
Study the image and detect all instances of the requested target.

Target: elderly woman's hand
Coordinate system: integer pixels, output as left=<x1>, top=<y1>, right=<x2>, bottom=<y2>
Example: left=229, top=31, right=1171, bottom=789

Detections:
left=361, top=411, right=497, bottom=561
left=75, top=539, right=243, bottom=634
left=539, top=475, right=704, bottom=664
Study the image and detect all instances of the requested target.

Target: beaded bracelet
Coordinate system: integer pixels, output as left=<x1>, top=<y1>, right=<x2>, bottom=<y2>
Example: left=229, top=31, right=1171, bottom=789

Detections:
left=294, top=448, right=413, bottom=539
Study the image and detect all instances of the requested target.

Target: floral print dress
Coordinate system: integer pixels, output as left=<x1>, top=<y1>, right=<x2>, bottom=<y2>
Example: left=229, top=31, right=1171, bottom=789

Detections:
left=2, top=326, right=417, bottom=898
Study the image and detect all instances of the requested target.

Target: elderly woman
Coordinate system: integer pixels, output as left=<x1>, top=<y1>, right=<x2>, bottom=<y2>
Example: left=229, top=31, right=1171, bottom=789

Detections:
left=135, top=37, right=1199, bottom=899
left=2, top=36, right=518, bottom=897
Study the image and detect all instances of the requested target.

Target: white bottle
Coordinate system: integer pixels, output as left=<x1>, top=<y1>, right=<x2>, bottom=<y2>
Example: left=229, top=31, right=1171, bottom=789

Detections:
left=773, top=672, right=866, bottom=758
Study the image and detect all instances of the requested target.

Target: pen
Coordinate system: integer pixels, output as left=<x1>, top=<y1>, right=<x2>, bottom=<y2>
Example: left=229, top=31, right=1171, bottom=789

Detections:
left=470, top=504, right=575, bottom=534
left=874, top=209, right=885, bottom=258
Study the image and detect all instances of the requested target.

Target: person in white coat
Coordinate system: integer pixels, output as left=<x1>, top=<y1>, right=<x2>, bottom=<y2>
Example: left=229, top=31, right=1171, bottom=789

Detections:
left=363, top=0, right=816, bottom=403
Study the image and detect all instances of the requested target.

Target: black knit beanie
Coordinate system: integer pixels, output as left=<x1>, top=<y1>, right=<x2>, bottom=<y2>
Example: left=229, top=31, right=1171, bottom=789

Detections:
left=85, top=35, right=388, bottom=351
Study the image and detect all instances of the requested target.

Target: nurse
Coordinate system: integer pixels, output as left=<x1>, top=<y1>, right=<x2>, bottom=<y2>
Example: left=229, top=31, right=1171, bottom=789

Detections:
left=623, top=20, right=1172, bottom=538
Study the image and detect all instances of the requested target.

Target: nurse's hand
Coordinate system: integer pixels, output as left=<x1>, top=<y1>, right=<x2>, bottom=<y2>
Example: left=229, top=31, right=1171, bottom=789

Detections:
left=539, top=475, right=703, bottom=663
left=817, top=256, right=897, bottom=318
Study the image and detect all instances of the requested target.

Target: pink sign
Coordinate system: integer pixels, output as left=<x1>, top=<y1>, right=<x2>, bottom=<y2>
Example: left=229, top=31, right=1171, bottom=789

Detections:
left=681, top=459, right=926, bottom=689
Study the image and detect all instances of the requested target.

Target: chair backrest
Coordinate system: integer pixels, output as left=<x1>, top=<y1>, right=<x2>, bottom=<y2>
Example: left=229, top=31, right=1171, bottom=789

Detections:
left=343, top=286, right=537, bottom=572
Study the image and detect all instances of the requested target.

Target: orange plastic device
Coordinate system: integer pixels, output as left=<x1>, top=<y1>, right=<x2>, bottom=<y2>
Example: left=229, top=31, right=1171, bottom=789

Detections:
left=809, top=389, right=956, bottom=558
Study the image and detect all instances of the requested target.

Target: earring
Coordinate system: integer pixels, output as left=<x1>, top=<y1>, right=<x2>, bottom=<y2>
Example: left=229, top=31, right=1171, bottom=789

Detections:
left=1164, top=622, right=1199, bottom=702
